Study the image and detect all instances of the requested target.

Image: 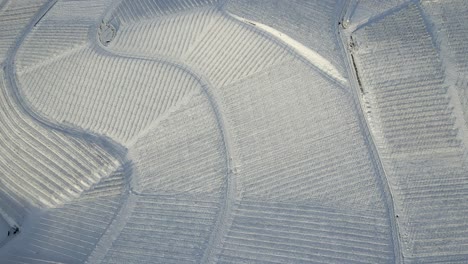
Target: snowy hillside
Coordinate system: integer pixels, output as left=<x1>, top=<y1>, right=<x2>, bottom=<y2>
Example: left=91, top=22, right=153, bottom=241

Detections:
left=0, top=0, right=467, bottom=263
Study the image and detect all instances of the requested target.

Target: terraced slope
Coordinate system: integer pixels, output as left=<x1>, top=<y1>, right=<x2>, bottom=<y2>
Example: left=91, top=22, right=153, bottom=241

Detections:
left=0, top=0, right=125, bottom=255
left=421, top=0, right=468, bottom=126
left=0, top=0, right=48, bottom=63
left=225, top=0, right=346, bottom=77
left=0, top=68, right=119, bottom=225
left=103, top=1, right=396, bottom=262
left=16, top=0, right=113, bottom=73
left=18, top=49, right=201, bottom=144
left=110, top=0, right=220, bottom=25
left=219, top=200, right=393, bottom=264
left=129, top=93, right=226, bottom=195
left=91, top=92, right=227, bottom=264
left=5, top=0, right=468, bottom=263
left=2, top=167, right=127, bottom=263
left=351, top=3, right=468, bottom=262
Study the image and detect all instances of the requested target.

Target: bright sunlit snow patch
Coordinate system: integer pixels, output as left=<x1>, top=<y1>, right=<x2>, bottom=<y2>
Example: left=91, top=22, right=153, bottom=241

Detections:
left=229, top=13, right=347, bottom=86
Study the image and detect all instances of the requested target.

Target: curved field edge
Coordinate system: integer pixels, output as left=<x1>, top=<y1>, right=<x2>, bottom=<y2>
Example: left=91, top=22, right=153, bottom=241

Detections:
left=89, top=3, right=235, bottom=263
left=337, top=1, right=403, bottom=263
left=4, top=0, right=128, bottom=164
left=341, top=0, right=468, bottom=262
left=221, top=1, right=402, bottom=262
left=0, top=0, right=129, bottom=248
left=99, top=0, right=399, bottom=263
left=0, top=1, right=402, bottom=260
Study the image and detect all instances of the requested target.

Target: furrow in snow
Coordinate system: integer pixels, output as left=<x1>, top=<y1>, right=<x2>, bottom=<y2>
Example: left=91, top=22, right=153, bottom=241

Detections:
left=112, top=0, right=220, bottom=25
left=100, top=196, right=220, bottom=264
left=0, top=0, right=48, bottom=62
left=17, top=47, right=200, bottom=144
left=0, top=68, right=119, bottom=226
left=225, top=0, right=347, bottom=79
left=130, top=93, right=226, bottom=196
left=351, top=3, right=468, bottom=261
left=109, top=7, right=218, bottom=61
left=184, top=13, right=291, bottom=88
left=219, top=200, right=394, bottom=264
left=220, top=59, right=386, bottom=212
left=2, top=196, right=123, bottom=263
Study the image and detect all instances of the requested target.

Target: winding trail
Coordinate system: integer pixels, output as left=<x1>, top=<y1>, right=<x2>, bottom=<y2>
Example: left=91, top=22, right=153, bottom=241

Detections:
left=88, top=4, right=237, bottom=263
left=4, top=0, right=128, bottom=165
left=336, top=1, right=403, bottom=263
left=1, top=0, right=130, bottom=257
left=3, top=0, right=404, bottom=262
left=92, top=2, right=390, bottom=263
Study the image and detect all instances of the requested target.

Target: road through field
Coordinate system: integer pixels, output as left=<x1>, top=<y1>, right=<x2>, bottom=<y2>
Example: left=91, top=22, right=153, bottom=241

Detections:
left=91, top=5, right=236, bottom=262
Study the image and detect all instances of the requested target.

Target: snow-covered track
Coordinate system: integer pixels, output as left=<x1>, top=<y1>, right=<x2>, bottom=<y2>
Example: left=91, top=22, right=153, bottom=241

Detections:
left=100, top=1, right=398, bottom=263
left=0, top=0, right=126, bottom=253
left=350, top=3, right=468, bottom=262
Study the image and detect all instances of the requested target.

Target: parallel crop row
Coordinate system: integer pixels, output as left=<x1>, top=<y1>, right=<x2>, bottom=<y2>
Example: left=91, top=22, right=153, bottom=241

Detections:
left=130, top=94, right=226, bottom=196
left=0, top=69, right=119, bottom=224
left=221, top=59, right=386, bottom=212
left=112, top=0, right=219, bottom=25
left=226, top=0, right=346, bottom=76
left=184, top=13, right=291, bottom=88
left=352, top=4, right=468, bottom=261
left=422, top=0, right=468, bottom=125
left=219, top=200, right=394, bottom=263
left=0, top=0, right=48, bottom=62
left=15, top=0, right=117, bottom=73
left=18, top=48, right=200, bottom=144
left=101, top=195, right=220, bottom=264
left=105, top=3, right=395, bottom=263
left=4, top=196, right=123, bottom=263
left=109, top=7, right=218, bottom=60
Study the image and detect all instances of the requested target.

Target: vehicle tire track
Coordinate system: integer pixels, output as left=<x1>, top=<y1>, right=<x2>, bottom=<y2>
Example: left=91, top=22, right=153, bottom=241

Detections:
left=93, top=47, right=236, bottom=264
left=4, top=0, right=128, bottom=166
left=2, top=0, right=131, bottom=255
left=336, top=1, right=403, bottom=263
left=90, top=5, right=237, bottom=263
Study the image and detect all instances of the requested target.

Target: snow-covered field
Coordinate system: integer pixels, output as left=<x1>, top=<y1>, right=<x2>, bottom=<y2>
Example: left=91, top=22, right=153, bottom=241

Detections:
left=0, top=0, right=467, bottom=263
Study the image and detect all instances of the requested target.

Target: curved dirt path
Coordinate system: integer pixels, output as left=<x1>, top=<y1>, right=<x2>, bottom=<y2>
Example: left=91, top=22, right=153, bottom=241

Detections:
left=88, top=4, right=237, bottom=263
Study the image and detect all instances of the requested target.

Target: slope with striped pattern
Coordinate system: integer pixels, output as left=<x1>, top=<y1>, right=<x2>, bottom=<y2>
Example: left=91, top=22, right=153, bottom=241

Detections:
left=219, top=200, right=394, bottom=264
left=183, top=12, right=291, bottom=88
left=0, top=0, right=48, bottom=63
left=221, top=59, right=385, bottom=211
left=107, top=4, right=293, bottom=89
left=17, top=47, right=201, bottom=144
left=102, top=1, right=396, bottom=262
left=129, top=93, right=226, bottom=196
left=101, top=195, right=221, bottom=264
left=352, top=3, right=468, bottom=261
left=15, top=0, right=114, bottom=73
left=1, top=167, right=127, bottom=263
left=421, top=0, right=468, bottom=127
left=0, top=67, right=119, bottom=226
left=225, top=0, right=347, bottom=78
left=90, top=90, right=228, bottom=263
left=110, top=0, right=220, bottom=25
left=108, top=7, right=220, bottom=61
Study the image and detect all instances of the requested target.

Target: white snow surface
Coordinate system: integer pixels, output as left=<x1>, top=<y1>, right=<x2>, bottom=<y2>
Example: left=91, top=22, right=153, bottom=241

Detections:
left=228, top=13, right=347, bottom=85
left=0, top=0, right=467, bottom=263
